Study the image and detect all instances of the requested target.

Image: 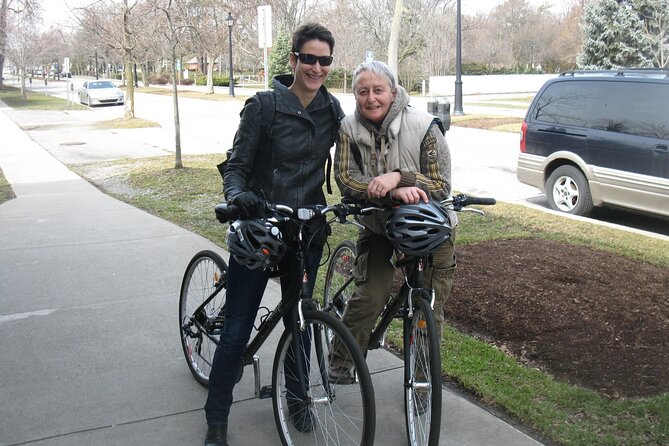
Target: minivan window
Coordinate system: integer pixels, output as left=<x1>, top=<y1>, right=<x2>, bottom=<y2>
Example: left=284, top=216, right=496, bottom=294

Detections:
left=534, top=81, right=596, bottom=128
left=534, top=80, right=669, bottom=140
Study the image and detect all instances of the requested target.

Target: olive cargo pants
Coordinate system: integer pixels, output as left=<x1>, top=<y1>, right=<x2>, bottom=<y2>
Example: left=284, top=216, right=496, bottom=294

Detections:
left=332, top=228, right=456, bottom=367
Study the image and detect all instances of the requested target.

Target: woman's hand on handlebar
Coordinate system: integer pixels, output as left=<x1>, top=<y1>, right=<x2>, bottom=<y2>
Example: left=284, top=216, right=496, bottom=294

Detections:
left=231, top=191, right=264, bottom=218
left=389, top=186, right=429, bottom=204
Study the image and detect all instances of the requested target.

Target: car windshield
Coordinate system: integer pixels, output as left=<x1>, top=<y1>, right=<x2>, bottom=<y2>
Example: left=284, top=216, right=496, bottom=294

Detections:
left=89, top=81, right=115, bottom=89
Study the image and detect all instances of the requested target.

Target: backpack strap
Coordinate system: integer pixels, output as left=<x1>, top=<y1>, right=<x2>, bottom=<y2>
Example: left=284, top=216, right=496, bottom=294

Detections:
left=324, top=90, right=344, bottom=194
left=217, top=92, right=275, bottom=187
left=256, top=90, right=276, bottom=145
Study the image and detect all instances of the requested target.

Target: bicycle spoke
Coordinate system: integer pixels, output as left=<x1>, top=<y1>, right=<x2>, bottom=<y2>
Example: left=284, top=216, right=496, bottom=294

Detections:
left=272, top=311, right=374, bottom=445
left=179, top=251, right=227, bottom=386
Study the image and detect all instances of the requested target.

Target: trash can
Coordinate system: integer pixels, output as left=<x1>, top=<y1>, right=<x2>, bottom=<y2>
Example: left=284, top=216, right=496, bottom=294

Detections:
left=427, top=98, right=438, bottom=115
left=427, top=96, right=451, bottom=131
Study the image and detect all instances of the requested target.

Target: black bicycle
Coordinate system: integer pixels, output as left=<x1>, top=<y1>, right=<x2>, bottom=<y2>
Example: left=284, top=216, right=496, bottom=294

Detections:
left=179, top=202, right=376, bottom=446
left=322, top=194, right=496, bottom=446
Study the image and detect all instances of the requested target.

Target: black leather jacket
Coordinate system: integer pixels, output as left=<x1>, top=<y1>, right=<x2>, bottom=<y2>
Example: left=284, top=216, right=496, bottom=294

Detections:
left=224, top=75, right=344, bottom=211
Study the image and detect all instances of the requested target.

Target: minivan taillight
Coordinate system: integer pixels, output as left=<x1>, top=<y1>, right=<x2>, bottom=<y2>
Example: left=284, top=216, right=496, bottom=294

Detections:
left=520, top=120, right=527, bottom=153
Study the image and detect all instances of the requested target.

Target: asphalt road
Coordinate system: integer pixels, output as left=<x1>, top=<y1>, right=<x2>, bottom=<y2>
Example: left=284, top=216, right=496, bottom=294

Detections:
left=11, top=75, right=669, bottom=239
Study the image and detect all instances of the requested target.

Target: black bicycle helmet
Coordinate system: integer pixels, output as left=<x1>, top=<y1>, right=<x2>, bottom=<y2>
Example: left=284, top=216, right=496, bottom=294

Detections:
left=385, top=201, right=452, bottom=256
left=227, top=219, right=287, bottom=270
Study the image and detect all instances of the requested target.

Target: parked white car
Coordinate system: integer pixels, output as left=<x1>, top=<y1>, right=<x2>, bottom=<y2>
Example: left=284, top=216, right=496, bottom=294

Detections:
left=78, top=80, right=124, bottom=106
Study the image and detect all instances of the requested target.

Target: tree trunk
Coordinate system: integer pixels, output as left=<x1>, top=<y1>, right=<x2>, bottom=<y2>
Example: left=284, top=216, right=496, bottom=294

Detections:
left=172, top=44, right=182, bottom=169
left=142, top=62, right=149, bottom=86
left=123, top=3, right=135, bottom=118
left=0, top=0, right=7, bottom=87
left=206, top=53, right=214, bottom=94
left=20, top=66, right=26, bottom=100
left=388, top=0, right=403, bottom=76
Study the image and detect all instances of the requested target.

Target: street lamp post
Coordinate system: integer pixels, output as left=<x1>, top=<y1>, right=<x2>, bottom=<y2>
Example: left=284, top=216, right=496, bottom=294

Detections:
left=453, top=0, right=464, bottom=115
left=95, top=46, right=99, bottom=80
left=226, top=12, right=235, bottom=97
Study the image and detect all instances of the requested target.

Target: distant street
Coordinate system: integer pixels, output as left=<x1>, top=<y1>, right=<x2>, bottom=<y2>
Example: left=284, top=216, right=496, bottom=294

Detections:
left=10, top=75, right=668, bottom=239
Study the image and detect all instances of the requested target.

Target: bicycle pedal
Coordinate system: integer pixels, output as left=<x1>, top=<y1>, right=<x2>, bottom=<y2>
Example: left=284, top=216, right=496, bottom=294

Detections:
left=259, top=385, right=272, bottom=399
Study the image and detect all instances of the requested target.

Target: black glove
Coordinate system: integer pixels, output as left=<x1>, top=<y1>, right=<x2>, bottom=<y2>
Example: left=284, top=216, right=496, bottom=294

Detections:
left=231, top=191, right=264, bottom=218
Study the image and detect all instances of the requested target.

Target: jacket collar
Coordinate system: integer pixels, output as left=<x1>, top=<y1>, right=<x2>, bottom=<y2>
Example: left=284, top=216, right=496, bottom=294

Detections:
left=273, top=74, right=331, bottom=113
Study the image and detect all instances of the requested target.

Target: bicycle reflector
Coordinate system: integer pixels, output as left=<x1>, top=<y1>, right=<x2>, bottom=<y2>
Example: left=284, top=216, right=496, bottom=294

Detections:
left=385, top=201, right=452, bottom=256
left=227, top=219, right=287, bottom=270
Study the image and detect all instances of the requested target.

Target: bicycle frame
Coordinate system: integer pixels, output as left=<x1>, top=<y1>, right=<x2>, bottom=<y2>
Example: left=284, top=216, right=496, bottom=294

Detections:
left=185, top=212, right=327, bottom=399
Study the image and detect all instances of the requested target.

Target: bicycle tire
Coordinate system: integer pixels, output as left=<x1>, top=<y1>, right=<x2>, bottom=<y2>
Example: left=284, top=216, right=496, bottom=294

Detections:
left=272, top=309, right=375, bottom=446
left=404, top=293, right=442, bottom=446
left=323, top=240, right=357, bottom=321
left=179, top=250, right=227, bottom=387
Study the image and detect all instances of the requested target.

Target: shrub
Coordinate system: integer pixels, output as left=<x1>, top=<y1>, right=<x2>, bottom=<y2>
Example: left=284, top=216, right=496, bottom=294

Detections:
left=194, top=75, right=235, bottom=87
left=180, top=78, right=195, bottom=85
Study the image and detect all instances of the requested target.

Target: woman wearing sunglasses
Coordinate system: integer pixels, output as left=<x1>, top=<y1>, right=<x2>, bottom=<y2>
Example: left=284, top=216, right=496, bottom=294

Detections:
left=203, top=23, right=345, bottom=446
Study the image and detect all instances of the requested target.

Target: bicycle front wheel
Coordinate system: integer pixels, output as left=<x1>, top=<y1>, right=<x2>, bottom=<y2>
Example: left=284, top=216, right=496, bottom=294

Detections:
left=179, top=250, right=227, bottom=387
left=272, top=309, right=375, bottom=446
left=404, top=294, right=442, bottom=446
left=323, top=240, right=357, bottom=320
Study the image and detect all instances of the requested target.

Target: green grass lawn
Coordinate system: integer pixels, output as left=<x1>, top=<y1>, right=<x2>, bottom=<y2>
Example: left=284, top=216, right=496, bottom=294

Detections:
left=0, top=85, right=86, bottom=110
left=70, top=154, right=669, bottom=446
left=0, top=168, right=15, bottom=204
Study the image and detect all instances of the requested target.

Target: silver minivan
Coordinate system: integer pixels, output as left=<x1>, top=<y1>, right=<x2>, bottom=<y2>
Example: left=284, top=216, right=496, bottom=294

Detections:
left=517, top=69, right=669, bottom=217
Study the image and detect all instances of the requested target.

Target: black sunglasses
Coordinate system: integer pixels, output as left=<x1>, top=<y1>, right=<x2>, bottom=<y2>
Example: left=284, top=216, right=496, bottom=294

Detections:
left=293, top=52, right=334, bottom=67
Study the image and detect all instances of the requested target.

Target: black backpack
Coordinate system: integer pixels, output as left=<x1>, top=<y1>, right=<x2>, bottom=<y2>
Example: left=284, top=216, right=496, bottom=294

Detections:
left=217, top=90, right=342, bottom=194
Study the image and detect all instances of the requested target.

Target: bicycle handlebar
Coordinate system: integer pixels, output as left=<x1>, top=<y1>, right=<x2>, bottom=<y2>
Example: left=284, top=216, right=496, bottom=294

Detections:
left=215, top=202, right=350, bottom=224
left=328, top=193, right=496, bottom=218
left=449, top=194, right=496, bottom=211
left=214, top=193, right=496, bottom=225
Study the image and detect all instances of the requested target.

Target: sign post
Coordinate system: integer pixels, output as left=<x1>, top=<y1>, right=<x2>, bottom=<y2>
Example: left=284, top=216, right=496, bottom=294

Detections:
left=257, top=5, right=272, bottom=90
left=63, top=57, right=73, bottom=104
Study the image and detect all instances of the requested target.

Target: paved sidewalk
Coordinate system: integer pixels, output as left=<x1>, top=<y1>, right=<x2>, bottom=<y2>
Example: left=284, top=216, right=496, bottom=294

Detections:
left=0, top=104, right=543, bottom=445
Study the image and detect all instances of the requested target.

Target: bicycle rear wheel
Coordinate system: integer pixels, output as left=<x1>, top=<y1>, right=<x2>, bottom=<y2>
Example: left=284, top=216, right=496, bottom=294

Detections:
left=404, top=294, right=442, bottom=446
left=179, top=250, right=227, bottom=387
left=323, top=240, right=357, bottom=320
left=272, top=309, right=375, bottom=446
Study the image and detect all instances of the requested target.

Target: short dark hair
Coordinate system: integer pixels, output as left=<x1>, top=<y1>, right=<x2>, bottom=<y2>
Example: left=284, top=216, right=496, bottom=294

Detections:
left=291, top=23, right=335, bottom=55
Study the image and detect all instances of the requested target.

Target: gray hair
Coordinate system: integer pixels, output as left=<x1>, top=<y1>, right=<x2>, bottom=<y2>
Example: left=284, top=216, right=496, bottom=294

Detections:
left=351, top=61, right=397, bottom=94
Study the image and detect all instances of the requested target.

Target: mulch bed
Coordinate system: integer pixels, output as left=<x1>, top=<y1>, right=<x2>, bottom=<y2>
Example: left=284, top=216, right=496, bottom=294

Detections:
left=446, top=238, right=669, bottom=398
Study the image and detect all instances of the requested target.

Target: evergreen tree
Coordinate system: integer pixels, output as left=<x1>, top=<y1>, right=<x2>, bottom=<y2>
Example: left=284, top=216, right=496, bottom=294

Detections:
left=634, top=0, right=669, bottom=67
left=577, top=0, right=653, bottom=69
left=268, top=27, right=291, bottom=87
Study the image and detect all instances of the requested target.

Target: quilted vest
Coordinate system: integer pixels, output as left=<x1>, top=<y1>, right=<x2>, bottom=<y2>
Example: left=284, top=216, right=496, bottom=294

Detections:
left=340, top=106, right=435, bottom=176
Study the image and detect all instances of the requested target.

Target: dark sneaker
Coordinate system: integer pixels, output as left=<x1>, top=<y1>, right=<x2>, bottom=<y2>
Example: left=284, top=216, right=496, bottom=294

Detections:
left=288, top=400, right=315, bottom=433
left=204, top=423, right=228, bottom=446
left=328, top=365, right=356, bottom=384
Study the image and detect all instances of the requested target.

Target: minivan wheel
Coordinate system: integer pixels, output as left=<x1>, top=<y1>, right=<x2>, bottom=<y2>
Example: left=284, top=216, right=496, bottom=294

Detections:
left=546, top=165, right=594, bottom=217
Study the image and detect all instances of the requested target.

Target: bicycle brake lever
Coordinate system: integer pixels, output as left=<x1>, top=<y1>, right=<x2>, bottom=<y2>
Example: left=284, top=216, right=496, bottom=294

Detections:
left=347, top=220, right=365, bottom=229
left=461, top=207, right=485, bottom=215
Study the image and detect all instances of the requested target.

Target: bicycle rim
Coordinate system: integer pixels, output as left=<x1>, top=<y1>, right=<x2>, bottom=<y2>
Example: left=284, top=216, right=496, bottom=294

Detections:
left=323, top=240, right=357, bottom=321
left=272, top=310, right=375, bottom=446
left=404, top=296, right=442, bottom=446
left=179, top=250, right=227, bottom=387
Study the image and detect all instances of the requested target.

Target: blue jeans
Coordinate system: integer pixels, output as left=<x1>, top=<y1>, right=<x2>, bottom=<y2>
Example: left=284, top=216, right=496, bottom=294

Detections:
left=204, top=245, right=323, bottom=424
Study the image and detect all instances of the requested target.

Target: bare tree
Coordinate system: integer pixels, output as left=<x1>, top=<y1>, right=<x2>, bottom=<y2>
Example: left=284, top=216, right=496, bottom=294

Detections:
left=148, top=0, right=197, bottom=169
left=76, top=0, right=148, bottom=118
left=186, top=1, right=226, bottom=94
left=0, top=0, right=39, bottom=86
left=5, top=20, right=49, bottom=98
left=323, top=0, right=368, bottom=89
left=636, top=0, right=669, bottom=67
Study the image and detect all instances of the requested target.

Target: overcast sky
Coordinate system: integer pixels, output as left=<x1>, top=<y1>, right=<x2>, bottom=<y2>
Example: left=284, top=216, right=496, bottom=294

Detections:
left=42, top=0, right=572, bottom=27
